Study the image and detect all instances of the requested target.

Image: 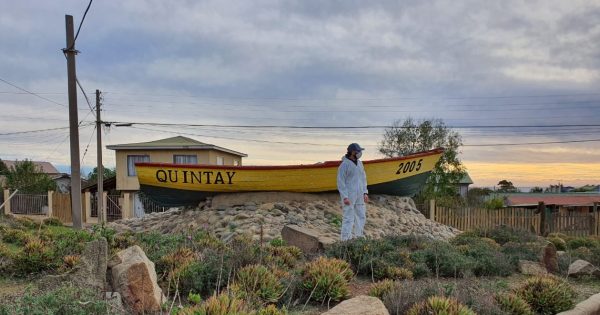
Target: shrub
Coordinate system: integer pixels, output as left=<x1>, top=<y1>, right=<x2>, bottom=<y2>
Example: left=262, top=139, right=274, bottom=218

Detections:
left=369, top=279, right=395, bottom=299
left=461, top=240, right=514, bottom=276
left=188, top=292, right=202, bottom=305
left=256, top=304, right=288, bottom=315
left=547, top=237, right=567, bottom=251
left=411, top=241, right=475, bottom=278
left=495, top=292, right=534, bottom=315
left=161, top=247, right=196, bottom=275
left=1, top=228, right=31, bottom=245
left=264, top=245, right=302, bottom=269
left=112, top=232, right=137, bottom=251
left=13, top=239, right=53, bottom=274
left=501, top=242, right=541, bottom=266
left=176, top=250, right=229, bottom=297
left=571, top=246, right=593, bottom=262
left=269, top=237, right=286, bottom=247
left=566, top=237, right=599, bottom=250
left=61, top=254, right=81, bottom=271
left=384, top=266, right=414, bottom=280
left=50, top=228, right=95, bottom=260
left=0, top=285, right=109, bottom=315
left=406, top=296, right=476, bottom=315
left=474, top=226, right=537, bottom=245
left=42, top=217, right=63, bottom=227
left=231, top=264, right=284, bottom=306
left=302, top=257, right=353, bottom=302
left=177, top=292, right=250, bottom=315
left=516, top=276, right=575, bottom=315
left=15, top=217, right=38, bottom=229
left=135, top=231, right=186, bottom=275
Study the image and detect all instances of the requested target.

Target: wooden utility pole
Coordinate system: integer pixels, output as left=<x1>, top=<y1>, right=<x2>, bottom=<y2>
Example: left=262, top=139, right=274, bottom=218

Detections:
left=96, top=89, right=104, bottom=224
left=64, top=15, right=82, bottom=229
left=538, top=201, right=546, bottom=236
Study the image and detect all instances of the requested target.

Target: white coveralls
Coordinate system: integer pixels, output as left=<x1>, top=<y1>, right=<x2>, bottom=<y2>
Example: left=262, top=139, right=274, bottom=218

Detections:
left=337, top=156, right=368, bottom=241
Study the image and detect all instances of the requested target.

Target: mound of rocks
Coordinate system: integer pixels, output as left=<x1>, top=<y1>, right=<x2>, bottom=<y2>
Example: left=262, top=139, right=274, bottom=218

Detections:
left=109, top=193, right=459, bottom=242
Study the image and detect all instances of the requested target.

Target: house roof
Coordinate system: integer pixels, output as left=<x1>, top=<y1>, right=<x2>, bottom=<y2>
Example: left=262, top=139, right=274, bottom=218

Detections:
left=459, top=173, right=474, bottom=185
left=106, top=136, right=248, bottom=157
left=2, top=160, right=60, bottom=174
left=505, top=194, right=600, bottom=207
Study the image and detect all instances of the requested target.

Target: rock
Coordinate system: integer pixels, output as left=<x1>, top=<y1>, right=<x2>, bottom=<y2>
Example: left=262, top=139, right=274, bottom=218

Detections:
left=518, top=260, right=547, bottom=276
left=109, top=246, right=166, bottom=314
left=39, top=238, right=108, bottom=291
left=542, top=242, right=559, bottom=273
left=557, top=292, right=600, bottom=315
left=105, top=292, right=127, bottom=314
left=321, top=295, right=389, bottom=315
left=568, top=260, right=600, bottom=278
left=557, top=251, right=567, bottom=257
left=281, top=225, right=335, bottom=254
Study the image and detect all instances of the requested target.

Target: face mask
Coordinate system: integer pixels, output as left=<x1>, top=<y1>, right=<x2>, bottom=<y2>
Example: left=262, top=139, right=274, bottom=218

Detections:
left=355, top=151, right=362, bottom=159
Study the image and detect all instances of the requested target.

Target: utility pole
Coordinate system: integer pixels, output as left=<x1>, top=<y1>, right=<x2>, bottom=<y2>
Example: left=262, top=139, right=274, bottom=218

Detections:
left=96, top=89, right=104, bottom=224
left=64, top=15, right=82, bottom=229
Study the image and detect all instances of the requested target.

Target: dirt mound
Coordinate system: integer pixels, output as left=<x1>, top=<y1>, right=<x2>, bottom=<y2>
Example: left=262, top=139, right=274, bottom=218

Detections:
left=109, top=193, right=459, bottom=242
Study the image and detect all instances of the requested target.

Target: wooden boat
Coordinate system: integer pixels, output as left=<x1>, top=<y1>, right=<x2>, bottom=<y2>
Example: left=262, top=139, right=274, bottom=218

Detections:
left=135, top=148, right=444, bottom=206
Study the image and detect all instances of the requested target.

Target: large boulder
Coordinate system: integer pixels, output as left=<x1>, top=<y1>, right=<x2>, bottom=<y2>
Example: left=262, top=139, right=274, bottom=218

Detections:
left=108, top=245, right=165, bottom=314
left=281, top=224, right=336, bottom=254
left=568, top=260, right=600, bottom=278
left=518, top=260, right=547, bottom=276
left=321, top=295, right=389, bottom=315
left=557, top=292, right=600, bottom=315
left=39, top=237, right=108, bottom=291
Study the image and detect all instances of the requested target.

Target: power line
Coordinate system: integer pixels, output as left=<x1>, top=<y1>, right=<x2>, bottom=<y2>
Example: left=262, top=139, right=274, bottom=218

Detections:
left=104, top=120, right=600, bottom=130
left=464, top=138, right=600, bottom=146
left=81, top=124, right=97, bottom=163
left=76, top=78, right=94, bottom=113
left=0, top=123, right=92, bottom=136
left=0, top=77, right=66, bottom=108
left=67, top=0, right=93, bottom=51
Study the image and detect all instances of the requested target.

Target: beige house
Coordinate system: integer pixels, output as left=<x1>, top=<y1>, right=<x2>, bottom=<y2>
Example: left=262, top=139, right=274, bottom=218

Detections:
left=107, top=136, right=247, bottom=192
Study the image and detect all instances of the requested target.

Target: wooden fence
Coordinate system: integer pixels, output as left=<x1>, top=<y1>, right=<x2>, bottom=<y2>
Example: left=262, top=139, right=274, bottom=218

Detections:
left=433, top=205, right=600, bottom=236
left=52, top=193, right=73, bottom=223
left=435, top=207, right=540, bottom=234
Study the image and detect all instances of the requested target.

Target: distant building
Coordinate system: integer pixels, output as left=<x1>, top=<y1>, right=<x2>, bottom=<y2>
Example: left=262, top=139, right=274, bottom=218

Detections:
left=1, top=160, right=70, bottom=192
left=456, top=173, right=474, bottom=198
left=107, top=136, right=247, bottom=192
left=503, top=193, right=600, bottom=214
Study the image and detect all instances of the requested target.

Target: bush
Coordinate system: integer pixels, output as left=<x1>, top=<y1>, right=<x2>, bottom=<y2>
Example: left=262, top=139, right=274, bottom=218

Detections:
left=231, top=265, right=284, bottom=306
left=406, top=296, right=476, bottom=315
left=176, top=249, right=229, bottom=297
left=0, top=285, right=108, bottom=315
left=177, top=292, right=250, bottom=315
left=516, top=276, right=575, bottom=315
left=256, top=304, right=288, bottom=315
left=383, top=266, right=414, bottom=280
left=264, top=245, right=302, bottom=269
left=49, top=228, right=95, bottom=261
left=547, top=237, right=567, bottom=251
left=1, top=228, right=31, bottom=245
left=135, top=231, right=187, bottom=275
left=42, top=217, right=63, bottom=226
left=411, top=241, right=475, bottom=278
left=495, top=292, right=534, bottom=315
left=302, top=257, right=353, bottom=302
left=369, top=279, right=395, bottom=299
left=474, top=226, right=537, bottom=245
left=460, top=239, right=514, bottom=276
left=501, top=242, right=541, bottom=266
left=15, top=217, right=38, bottom=229
left=269, top=237, right=286, bottom=247
left=566, top=237, right=599, bottom=250
left=13, top=239, right=53, bottom=275
left=61, top=254, right=81, bottom=271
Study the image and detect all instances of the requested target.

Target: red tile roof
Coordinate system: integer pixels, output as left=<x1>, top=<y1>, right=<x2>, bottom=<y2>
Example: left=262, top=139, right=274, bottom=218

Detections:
left=507, top=195, right=600, bottom=206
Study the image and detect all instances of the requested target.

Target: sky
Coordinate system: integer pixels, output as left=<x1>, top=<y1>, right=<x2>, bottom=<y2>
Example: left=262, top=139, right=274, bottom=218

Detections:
left=1, top=0, right=599, bottom=187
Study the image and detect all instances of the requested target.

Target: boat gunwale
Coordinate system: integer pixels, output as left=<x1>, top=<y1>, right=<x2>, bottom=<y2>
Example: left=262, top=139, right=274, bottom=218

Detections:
left=134, top=148, right=444, bottom=171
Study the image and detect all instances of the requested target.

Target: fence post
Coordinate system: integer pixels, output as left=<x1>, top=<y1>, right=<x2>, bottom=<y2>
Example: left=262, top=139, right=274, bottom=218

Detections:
left=122, top=192, right=132, bottom=219
left=429, top=199, right=436, bottom=220
left=3, top=189, right=11, bottom=214
left=102, top=192, right=108, bottom=223
left=84, top=191, right=91, bottom=223
left=538, top=201, right=546, bottom=236
left=47, top=190, right=53, bottom=218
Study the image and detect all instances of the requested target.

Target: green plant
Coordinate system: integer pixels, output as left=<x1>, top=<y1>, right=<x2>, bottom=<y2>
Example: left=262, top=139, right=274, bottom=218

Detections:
left=269, top=238, right=285, bottom=247
left=91, top=224, right=116, bottom=246
left=13, top=239, right=53, bottom=274
left=411, top=241, right=475, bottom=278
left=516, top=276, right=575, bottom=315
left=406, top=296, right=476, bottom=315
left=177, top=249, right=228, bottom=297
left=0, top=285, right=108, bottom=315
left=330, top=214, right=342, bottom=227
left=369, top=279, right=395, bottom=299
left=484, top=198, right=504, bottom=210
left=61, top=254, right=81, bottom=271
left=256, top=304, right=287, bottom=315
left=264, top=245, right=302, bottom=269
left=474, top=226, right=538, bottom=245
left=547, top=237, right=567, bottom=251
left=200, top=292, right=249, bottom=315
left=495, top=292, right=534, bottom=315
left=384, top=266, right=414, bottom=280
left=459, top=238, right=514, bottom=276
left=231, top=264, right=284, bottom=306
left=302, top=257, right=353, bottom=302
left=501, top=242, right=542, bottom=266
left=135, top=231, right=187, bottom=275
left=1, top=228, right=31, bottom=245
left=188, top=292, right=202, bottom=305
left=42, top=217, right=63, bottom=227
left=567, top=237, right=599, bottom=250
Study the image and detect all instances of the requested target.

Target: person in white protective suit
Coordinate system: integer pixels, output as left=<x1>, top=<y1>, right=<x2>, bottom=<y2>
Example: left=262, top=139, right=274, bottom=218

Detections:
left=337, top=143, right=369, bottom=241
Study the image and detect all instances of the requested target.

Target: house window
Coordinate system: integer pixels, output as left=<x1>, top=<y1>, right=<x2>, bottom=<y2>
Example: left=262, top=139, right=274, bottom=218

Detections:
left=127, top=155, right=150, bottom=176
left=173, top=155, right=198, bottom=165
left=233, top=160, right=240, bottom=166
left=216, top=156, right=224, bottom=165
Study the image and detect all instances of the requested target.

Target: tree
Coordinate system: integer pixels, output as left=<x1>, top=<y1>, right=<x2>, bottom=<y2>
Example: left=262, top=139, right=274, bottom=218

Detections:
left=497, top=180, right=518, bottom=193
left=466, top=187, right=493, bottom=206
left=4, top=160, right=56, bottom=193
left=529, top=187, right=543, bottom=193
left=0, top=159, right=7, bottom=175
left=87, top=166, right=116, bottom=182
left=378, top=118, right=466, bottom=200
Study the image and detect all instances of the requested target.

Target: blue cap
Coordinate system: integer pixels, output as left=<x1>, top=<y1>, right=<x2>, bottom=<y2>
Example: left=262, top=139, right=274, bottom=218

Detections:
left=347, top=143, right=365, bottom=152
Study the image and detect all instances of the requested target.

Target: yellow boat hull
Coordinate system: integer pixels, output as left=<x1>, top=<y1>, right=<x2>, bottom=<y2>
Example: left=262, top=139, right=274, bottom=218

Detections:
left=135, top=148, right=443, bottom=206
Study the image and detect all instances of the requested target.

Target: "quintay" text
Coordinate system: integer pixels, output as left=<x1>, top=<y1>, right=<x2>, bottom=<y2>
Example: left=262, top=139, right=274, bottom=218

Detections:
left=156, top=170, right=235, bottom=185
